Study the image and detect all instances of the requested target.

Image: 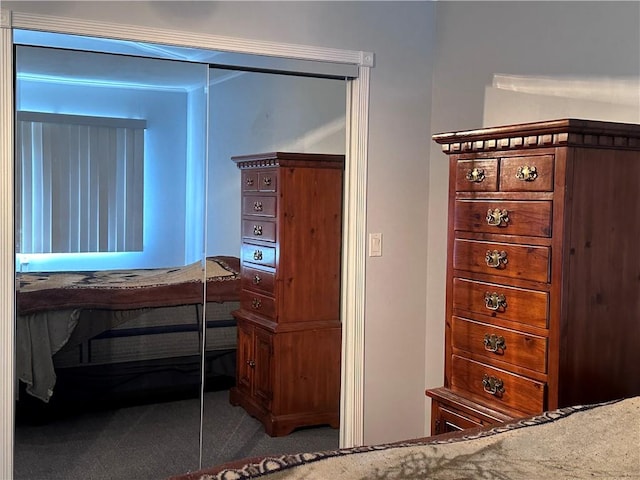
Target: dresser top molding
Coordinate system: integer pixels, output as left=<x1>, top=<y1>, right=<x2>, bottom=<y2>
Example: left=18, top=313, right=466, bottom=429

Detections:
left=433, top=118, right=640, bottom=154
left=232, top=151, right=345, bottom=169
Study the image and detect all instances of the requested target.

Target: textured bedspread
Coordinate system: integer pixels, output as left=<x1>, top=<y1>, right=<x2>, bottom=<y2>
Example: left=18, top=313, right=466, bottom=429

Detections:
left=16, top=256, right=240, bottom=314
left=16, top=256, right=241, bottom=402
left=173, top=397, right=640, bottom=480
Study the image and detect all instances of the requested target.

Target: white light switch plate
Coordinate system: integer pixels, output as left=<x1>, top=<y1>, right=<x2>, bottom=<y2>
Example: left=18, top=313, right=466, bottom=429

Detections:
left=369, top=233, right=382, bottom=257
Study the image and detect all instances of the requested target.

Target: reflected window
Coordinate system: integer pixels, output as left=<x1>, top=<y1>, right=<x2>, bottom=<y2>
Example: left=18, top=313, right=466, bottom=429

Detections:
left=16, top=111, right=145, bottom=254
left=14, top=45, right=210, bottom=272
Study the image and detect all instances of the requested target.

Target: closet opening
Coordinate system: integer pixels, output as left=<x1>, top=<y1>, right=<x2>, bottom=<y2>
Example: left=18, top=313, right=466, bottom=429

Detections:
left=12, top=29, right=353, bottom=478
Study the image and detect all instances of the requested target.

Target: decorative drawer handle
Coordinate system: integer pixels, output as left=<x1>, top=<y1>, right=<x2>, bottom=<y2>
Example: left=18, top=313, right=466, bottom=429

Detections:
left=486, top=208, right=509, bottom=227
left=466, top=168, right=485, bottom=183
left=263, top=177, right=272, bottom=186
left=253, top=250, right=263, bottom=261
left=253, top=274, right=262, bottom=285
left=253, top=225, right=263, bottom=236
left=246, top=359, right=256, bottom=368
left=253, top=201, right=263, bottom=212
left=251, top=298, right=262, bottom=309
left=482, top=374, right=505, bottom=396
left=246, top=178, right=254, bottom=186
left=484, top=292, right=507, bottom=311
left=516, top=165, right=538, bottom=182
left=483, top=333, right=507, bottom=353
left=485, top=250, right=508, bottom=269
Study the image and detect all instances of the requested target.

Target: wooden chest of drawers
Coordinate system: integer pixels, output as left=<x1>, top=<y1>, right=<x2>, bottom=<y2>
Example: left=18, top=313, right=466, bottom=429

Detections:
left=426, top=119, right=640, bottom=434
left=229, top=152, right=344, bottom=436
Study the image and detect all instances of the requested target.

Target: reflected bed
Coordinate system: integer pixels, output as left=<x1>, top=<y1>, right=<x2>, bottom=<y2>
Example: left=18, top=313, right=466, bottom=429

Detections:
left=15, top=256, right=241, bottom=403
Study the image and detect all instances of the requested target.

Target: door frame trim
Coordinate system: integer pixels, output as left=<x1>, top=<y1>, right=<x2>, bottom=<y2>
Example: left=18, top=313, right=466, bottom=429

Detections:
left=0, top=8, right=369, bottom=478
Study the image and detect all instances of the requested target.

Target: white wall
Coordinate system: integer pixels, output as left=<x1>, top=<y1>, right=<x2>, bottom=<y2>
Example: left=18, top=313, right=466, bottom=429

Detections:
left=426, top=0, right=640, bottom=426
left=207, top=69, right=346, bottom=257
left=4, top=1, right=436, bottom=447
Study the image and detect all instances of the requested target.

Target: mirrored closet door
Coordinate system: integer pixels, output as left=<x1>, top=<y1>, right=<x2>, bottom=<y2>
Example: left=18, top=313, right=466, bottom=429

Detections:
left=200, top=67, right=348, bottom=466
left=13, top=40, right=210, bottom=479
left=12, top=29, right=354, bottom=479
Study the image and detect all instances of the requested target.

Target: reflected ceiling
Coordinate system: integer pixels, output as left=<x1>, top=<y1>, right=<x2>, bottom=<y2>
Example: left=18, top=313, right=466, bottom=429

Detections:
left=14, top=29, right=357, bottom=90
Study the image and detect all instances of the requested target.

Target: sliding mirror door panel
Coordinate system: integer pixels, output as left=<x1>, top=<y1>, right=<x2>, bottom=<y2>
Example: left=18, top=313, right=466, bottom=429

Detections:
left=14, top=44, right=209, bottom=479
left=200, top=67, right=346, bottom=464
left=13, top=29, right=354, bottom=477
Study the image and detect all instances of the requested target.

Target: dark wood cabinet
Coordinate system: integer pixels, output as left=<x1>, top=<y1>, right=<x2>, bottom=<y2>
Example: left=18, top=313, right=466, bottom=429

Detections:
left=429, top=386, right=512, bottom=435
left=235, top=320, right=273, bottom=411
left=427, top=119, right=640, bottom=434
left=229, top=152, right=344, bottom=436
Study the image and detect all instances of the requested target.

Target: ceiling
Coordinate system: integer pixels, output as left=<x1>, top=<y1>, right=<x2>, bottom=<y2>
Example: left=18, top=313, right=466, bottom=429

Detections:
left=16, top=44, right=210, bottom=91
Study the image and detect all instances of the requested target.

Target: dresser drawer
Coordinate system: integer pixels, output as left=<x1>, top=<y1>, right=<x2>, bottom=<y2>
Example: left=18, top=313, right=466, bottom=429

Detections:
left=455, top=159, right=498, bottom=192
left=432, top=402, right=483, bottom=433
left=499, top=155, right=554, bottom=192
left=451, top=316, right=548, bottom=373
left=453, top=239, right=550, bottom=283
left=242, top=219, right=276, bottom=242
left=241, top=243, right=276, bottom=268
left=241, top=170, right=278, bottom=193
left=242, top=196, right=276, bottom=218
left=240, top=291, right=276, bottom=320
left=241, top=265, right=275, bottom=296
left=455, top=200, right=552, bottom=237
left=452, top=278, right=549, bottom=328
left=242, top=171, right=259, bottom=192
left=450, top=355, right=545, bottom=415
left=258, top=171, right=277, bottom=192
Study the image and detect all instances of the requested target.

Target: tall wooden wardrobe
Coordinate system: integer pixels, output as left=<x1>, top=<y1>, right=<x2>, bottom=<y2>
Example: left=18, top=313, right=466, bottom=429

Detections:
left=426, top=119, right=640, bottom=434
left=229, top=152, right=344, bottom=436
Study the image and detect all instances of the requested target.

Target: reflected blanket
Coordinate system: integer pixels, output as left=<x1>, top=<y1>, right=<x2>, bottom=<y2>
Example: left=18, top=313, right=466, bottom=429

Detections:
left=16, top=256, right=240, bottom=314
left=16, top=256, right=241, bottom=402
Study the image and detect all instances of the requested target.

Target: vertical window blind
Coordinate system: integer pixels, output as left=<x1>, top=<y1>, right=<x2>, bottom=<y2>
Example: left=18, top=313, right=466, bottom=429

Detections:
left=16, top=112, right=146, bottom=254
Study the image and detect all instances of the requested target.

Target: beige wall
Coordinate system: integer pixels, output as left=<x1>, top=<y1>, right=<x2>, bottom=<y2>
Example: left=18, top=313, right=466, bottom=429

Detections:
left=3, top=0, right=436, bottom=446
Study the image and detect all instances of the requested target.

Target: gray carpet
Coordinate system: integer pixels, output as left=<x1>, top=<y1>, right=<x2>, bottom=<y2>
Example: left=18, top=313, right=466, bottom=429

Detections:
left=14, top=390, right=339, bottom=480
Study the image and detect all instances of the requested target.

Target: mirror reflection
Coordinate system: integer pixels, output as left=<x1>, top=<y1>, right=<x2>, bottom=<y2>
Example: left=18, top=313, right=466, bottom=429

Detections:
left=13, top=33, right=347, bottom=479
left=201, top=67, right=347, bottom=467
left=14, top=45, right=210, bottom=478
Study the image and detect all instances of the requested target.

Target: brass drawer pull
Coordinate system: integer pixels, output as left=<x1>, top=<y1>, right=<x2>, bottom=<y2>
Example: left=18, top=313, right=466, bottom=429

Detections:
left=253, top=225, right=263, bottom=236
left=485, top=250, right=508, bottom=269
left=486, top=208, right=509, bottom=227
left=465, top=168, right=485, bottom=183
left=263, top=176, right=272, bottom=186
left=253, top=274, right=262, bottom=285
left=251, top=298, right=262, bottom=309
left=482, top=374, right=505, bottom=396
left=253, top=250, right=263, bottom=261
left=246, top=178, right=254, bottom=186
left=253, top=201, right=263, bottom=212
left=484, top=292, right=507, bottom=311
left=483, top=333, right=506, bottom=353
left=516, top=165, right=538, bottom=182
left=246, top=359, right=255, bottom=368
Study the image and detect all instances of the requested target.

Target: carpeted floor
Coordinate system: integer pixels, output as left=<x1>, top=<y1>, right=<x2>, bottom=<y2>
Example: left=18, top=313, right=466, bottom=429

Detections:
left=13, top=389, right=339, bottom=480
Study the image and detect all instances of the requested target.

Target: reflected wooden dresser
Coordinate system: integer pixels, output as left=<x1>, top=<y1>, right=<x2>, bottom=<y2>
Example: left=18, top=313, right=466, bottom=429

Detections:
left=229, top=152, right=343, bottom=436
left=426, top=119, right=640, bottom=434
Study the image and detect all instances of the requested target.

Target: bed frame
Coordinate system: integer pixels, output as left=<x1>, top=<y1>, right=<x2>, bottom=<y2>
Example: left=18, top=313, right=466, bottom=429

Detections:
left=15, top=256, right=241, bottom=407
